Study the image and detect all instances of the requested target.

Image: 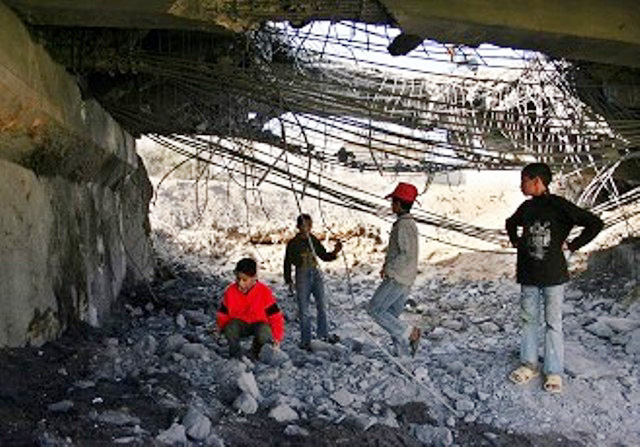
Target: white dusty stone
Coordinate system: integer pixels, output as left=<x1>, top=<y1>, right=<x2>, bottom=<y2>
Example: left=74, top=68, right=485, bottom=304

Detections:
left=269, top=404, right=299, bottom=422
left=156, top=423, right=187, bottom=446
left=176, top=314, right=187, bottom=328
left=182, top=406, right=212, bottom=441
left=330, top=388, right=356, bottom=407
left=233, top=392, right=258, bottom=414
left=237, top=371, right=260, bottom=399
left=414, top=366, right=430, bottom=382
left=379, top=410, right=400, bottom=428
left=455, top=398, right=475, bottom=413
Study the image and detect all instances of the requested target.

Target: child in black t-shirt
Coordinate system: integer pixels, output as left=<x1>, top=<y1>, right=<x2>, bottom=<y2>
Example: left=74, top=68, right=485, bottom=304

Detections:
left=506, top=163, right=603, bottom=393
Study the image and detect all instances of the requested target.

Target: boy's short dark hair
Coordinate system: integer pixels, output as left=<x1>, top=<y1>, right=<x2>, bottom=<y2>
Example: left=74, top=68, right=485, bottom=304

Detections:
left=296, top=213, right=312, bottom=228
left=393, top=197, right=413, bottom=212
left=235, top=258, right=257, bottom=276
left=522, top=163, right=552, bottom=187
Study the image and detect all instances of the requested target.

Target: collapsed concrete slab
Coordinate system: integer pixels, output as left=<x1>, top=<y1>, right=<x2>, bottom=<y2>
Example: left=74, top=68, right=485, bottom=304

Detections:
left=0, top=1, right=153, bottom=347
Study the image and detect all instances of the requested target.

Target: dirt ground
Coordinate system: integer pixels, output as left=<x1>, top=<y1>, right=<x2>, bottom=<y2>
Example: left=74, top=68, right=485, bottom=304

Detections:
left=0, top=264, right=587, bottom=447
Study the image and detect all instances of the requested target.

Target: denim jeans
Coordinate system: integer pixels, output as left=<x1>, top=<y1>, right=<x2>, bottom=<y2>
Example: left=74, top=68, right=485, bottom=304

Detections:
left=367, top=278, right=411, bottom=356
left=223, top=319, right=273, bottom=359
left=295, top=267, right=328, bottom=345
left=520, top=284, right=565, bottom=374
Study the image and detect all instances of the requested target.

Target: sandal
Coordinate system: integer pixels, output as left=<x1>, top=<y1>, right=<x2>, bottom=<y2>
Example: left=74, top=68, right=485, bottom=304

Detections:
left=544, top=374, right=563, bottom=394
left=508, top=365, right=539, bottom=384
left=322, top=334, right=340, bottom=344
left=409, top=327, right=422, bottom=357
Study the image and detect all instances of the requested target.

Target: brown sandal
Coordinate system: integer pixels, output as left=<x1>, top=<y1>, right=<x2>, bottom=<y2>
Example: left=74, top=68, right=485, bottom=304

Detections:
left=544, top=374, right=563, bottom=394
left=509, top=365, right=539, bottom=384
left=409, top=327, right=422, bottom=357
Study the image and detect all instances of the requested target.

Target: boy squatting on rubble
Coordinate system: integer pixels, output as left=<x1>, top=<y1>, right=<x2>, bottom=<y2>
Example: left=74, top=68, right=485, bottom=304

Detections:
left=284, top=213, right=342, bottom=350
left=368, top=182, right=422, bottom=358
left=506, top=162, right=603, bottom=393
left=216, top=258, right=285, bottom=359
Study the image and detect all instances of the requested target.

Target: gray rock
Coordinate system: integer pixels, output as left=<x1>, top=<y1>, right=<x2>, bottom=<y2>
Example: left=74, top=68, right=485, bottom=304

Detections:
left=269, top=404, right=299, bottom=422
left=344, top=413, right=377, bottom=431
left=446, top=361, right=464, bottom=374
left=379, top=408, right=400, bottom=428
left=180, top=343, right=209, bottom=359
left=156, top=422, right=187, bottom=446
left=331, top=388, right=356, bottom=407
left=413, top=366, right=430, bottom=382
left=204, top=431, right=225, bottom=447
left=176, top=314, right=187, bottom=328
left=455, top=398, right=475, bottom=413
left=584, top=320, right=615, bottom=338
left=182, top=406, right=212, bottom=441
left=441, top=319, right=464, bottom=331
left=479, top=322, right=500, bottom=334
left=73, top=380, right=95, bottom=389
left=233, top=392, right=258, bottom=414
left=566, top=289, right=584, bottom=300
left=134, top=334, right=158, bottom=356
left=412, top=424, right=454, bottom=447
left=565, top=342, right=624, bottom=378
left=95, top=410, right=141, bottom=426
left=183, top=309, right=211, bottom=326
left=284, top=425, right=310, bottom=436
left=237, top=371, right=260, bottom=399
left=625, top=329, right=640, bottom=355
left=308, top=339, right=334, bottom=352
left=259, top=344, right=290, bottom=366
left=47, top=400, right=74, bottom=413
left=162, top=334, right=188, bottom=353
left=598, top=317, right=640, bottom=333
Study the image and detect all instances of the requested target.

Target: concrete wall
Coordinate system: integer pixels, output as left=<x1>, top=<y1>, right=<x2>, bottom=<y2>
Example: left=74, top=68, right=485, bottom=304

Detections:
left=0, top=1, right=153, bottom=347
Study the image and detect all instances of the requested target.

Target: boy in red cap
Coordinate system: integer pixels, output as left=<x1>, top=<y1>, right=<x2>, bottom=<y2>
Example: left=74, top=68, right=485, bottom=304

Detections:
left=216, top=258, right=285, bottom=359
left=367, top=182, right=422, bottom=357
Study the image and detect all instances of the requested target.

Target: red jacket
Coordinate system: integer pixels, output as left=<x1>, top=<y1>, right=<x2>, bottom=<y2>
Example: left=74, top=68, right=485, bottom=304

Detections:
left=216, top=281, right=285, bottom=342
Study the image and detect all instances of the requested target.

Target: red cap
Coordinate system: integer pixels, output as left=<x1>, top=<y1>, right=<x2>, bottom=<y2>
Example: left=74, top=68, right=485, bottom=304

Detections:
left=385, top=182, right=418, bottom=203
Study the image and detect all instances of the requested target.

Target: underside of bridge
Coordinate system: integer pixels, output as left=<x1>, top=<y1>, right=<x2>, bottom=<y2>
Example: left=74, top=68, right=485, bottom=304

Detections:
left=0, top=0, right=639, bottom=346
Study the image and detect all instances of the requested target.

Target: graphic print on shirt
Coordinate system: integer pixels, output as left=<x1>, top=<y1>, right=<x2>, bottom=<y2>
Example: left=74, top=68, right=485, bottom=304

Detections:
left=527, top=220, right=551, bottom=260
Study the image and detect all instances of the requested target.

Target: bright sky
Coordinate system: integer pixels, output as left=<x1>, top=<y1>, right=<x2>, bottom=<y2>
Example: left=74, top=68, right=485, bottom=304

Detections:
left=275, top=21, right=537, bottom=77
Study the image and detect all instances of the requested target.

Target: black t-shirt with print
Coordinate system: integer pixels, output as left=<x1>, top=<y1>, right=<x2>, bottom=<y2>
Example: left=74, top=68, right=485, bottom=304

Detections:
left=506, top=193, right=603, bottom=286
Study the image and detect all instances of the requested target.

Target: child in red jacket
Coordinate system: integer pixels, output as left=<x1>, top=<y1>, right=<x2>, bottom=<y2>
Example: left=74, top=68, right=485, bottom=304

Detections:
left=216, top=258, right=285, bottom=359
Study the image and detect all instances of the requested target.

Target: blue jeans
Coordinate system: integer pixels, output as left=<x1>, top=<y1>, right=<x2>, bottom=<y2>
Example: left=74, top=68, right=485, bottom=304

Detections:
left=520, top=284, right=565, bottom=375
left=368, top=278, right=411, bottom=356
left=295, top=267, right=328, bottom=345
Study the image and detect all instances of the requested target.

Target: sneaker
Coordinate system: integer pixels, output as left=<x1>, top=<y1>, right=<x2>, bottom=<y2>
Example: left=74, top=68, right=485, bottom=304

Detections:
left=408, top=327, right=422, bottom=357
left=322, top=334, right=340, bottom=344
